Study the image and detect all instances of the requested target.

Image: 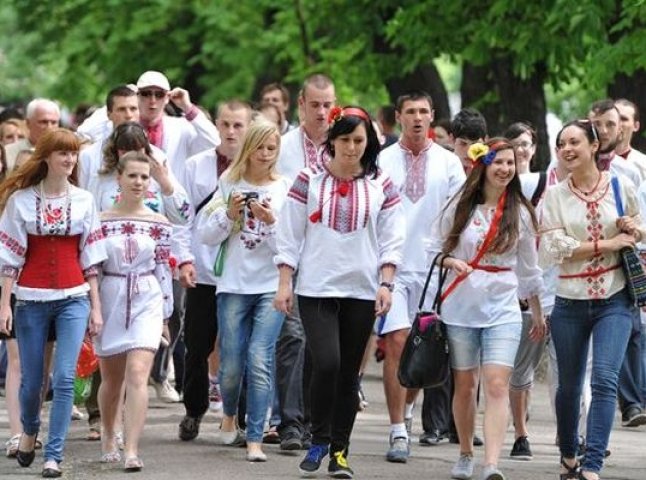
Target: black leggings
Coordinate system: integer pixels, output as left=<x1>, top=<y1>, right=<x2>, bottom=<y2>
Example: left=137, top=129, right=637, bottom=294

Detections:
left=298, top=296, right=375, bottom=452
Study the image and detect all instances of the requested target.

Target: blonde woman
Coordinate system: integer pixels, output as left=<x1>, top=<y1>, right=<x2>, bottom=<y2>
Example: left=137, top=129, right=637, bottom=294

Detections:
left=198, top=121, right=290, bottom=462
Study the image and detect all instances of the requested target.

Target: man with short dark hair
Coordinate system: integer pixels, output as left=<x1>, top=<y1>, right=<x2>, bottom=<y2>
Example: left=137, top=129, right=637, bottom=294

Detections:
left=615, top=98, right=646, bottom=182
left=78, top=85, right=139, bottom=189
left=450, top=108, right=487, bottom=174
left=378, top=105, right=399, bottom=148
left=589, top=99, right=640, bottom=189
left=260, top=83, right=294, bottom=134
left=5, top=98, right=60, bottom=171
left=379, top=90, right=465, bottom=463
left=176, top=100, right=253, bottom=441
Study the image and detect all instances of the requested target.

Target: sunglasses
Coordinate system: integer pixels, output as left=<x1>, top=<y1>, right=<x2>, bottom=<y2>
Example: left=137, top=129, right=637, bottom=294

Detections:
left=138, top=90, right=167, bottom=99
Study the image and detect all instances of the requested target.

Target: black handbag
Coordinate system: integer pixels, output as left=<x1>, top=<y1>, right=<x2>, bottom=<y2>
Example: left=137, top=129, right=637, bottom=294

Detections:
left=397, top=252, right=450, bottom=389
left=610, top=176, right=646, bottom=307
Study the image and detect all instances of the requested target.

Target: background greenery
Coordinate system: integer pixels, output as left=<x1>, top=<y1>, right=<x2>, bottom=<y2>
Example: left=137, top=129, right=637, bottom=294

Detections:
left=1, top=0, right=645, bottom=168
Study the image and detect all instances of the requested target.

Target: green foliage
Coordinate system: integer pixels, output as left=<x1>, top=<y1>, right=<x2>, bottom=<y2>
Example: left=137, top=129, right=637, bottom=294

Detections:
left=1, top=0, right=645, bottom=119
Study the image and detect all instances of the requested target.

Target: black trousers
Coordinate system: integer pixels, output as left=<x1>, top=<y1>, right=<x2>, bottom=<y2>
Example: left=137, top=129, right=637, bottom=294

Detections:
left=299, top=296, right=374, bottom=452
left=182, top=283, right=218, bottom=418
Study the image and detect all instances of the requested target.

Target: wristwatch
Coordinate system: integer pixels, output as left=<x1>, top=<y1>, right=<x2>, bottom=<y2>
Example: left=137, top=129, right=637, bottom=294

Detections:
left=379, top=281, right=395, bottom=292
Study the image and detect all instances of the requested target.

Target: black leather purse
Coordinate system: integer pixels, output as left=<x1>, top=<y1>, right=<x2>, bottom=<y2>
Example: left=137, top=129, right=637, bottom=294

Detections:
left=398, top=252, right=450, bottom=389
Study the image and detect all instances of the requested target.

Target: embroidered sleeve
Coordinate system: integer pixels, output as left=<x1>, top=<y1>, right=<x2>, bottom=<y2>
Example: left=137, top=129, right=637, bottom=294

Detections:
left=83, top=265, right=100, bottom=278
left=160, top=169, right=193, bottom=226
left=287, top=170, right=310, bottom=204
left=538, top=188, right=580, bottom=267
left=275, top=182, right=309, bottom=270
left=380, top=176, right=401, bottom=210
left=79, top=196, right=108, bottom=271
left=153, top=223, right=174, bottom=319
left=197, top=184, right=234, bottom=246
left=0, top=192, right=28, bottom=275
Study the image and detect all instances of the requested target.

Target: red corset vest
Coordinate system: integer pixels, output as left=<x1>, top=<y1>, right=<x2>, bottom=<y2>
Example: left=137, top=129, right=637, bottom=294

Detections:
left=19, top=234, right=84, bottom=289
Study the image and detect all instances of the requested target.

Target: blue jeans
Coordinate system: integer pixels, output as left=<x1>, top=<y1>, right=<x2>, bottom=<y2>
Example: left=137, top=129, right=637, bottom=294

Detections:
left=550, top=290, right=632, bottom=474
left=15, top=296, right=90, bottom=463
left=618, top=306, right=644, bottom=413
left=217, top=292, right=285, bottom=442
left=641, top=323, right=646, bottom=408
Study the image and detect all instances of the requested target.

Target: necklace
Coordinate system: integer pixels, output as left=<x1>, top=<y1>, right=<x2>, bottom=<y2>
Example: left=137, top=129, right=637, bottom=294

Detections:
left=571, top=171, right=602, bottom=196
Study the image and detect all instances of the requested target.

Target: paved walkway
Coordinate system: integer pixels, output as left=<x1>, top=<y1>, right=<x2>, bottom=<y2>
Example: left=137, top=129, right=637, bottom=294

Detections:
left=1, top=362, right=644, bottom=479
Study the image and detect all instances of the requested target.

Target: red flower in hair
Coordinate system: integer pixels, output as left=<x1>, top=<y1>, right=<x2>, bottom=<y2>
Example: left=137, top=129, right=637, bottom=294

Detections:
left=328, top=106, right=343, bottom=125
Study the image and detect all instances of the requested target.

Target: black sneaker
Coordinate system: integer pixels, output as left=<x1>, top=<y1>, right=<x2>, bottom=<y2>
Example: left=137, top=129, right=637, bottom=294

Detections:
left=178, top=415, right=202, bottom=441
left=449, top=433, right=484, bottom=446
left=510, top=435, right=533, bottom=460
left=280, top=431, right=303, bottom=451
left=328, top=450, right=354, bottom=479
left=622, top=406, right=646, bottom=427
left=299, top=444, right=329, bottom=477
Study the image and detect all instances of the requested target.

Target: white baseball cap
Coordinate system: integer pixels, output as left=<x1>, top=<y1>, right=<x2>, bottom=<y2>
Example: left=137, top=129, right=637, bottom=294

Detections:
left=136, top=71, right=170, bottom=91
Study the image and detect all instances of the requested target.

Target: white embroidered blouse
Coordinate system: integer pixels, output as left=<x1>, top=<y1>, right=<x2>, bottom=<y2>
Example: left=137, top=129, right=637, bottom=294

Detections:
left=275, top=166, right=405, bottom=300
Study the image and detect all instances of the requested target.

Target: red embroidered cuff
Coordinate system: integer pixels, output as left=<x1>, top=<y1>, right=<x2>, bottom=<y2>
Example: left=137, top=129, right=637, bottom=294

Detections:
left=0, top=265, right=19, bottom=279
left=184, top=105, right=199, bottom=121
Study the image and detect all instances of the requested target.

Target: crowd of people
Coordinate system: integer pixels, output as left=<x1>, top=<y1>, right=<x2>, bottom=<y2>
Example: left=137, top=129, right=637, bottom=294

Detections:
left=0, top=70, right=645, bottom=480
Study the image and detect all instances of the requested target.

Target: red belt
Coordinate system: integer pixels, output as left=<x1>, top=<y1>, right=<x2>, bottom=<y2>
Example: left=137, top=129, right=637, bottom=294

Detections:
left=103, top=271, right=155, bottom=329
left=559, top=264, right=620, bottom=279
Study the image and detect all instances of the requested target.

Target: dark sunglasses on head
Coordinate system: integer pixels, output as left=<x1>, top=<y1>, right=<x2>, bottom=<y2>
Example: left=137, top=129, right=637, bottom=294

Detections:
left=138, top=90, right=166, bottom=99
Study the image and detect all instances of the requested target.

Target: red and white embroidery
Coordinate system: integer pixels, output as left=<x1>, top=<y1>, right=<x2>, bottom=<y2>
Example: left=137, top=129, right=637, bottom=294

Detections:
left=401, top=143, right=432, bottom=203
left=302, top=128, right=329, bottom=173
left=583, top=201, right=606, bottom=298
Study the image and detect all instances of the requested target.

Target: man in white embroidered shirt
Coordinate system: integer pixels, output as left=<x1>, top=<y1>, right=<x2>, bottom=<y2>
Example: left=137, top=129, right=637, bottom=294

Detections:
left=136, top=70, right=220, bottom=183
left=378, top=91, right=466, bottom=463
left=276, top=73, right=336, bottom=182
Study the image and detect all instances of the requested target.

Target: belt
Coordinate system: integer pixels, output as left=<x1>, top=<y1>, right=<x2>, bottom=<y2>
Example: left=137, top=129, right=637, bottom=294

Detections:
left=103, top=271, right=155, bottom=329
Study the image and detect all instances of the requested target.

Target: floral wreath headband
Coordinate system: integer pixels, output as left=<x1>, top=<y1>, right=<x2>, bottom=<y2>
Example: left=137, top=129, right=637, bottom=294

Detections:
left=327, top=106, right=370, bottom=125
left=467, top=141, right=508, bottom=166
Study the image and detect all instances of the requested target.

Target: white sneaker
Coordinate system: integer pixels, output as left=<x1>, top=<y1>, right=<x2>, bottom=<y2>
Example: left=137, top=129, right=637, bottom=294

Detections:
left=152, top=379, right=180, bottom=403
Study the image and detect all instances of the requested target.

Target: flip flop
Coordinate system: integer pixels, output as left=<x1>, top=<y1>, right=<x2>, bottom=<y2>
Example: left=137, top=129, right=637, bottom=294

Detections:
left=124, top=456, right=144, bottom=472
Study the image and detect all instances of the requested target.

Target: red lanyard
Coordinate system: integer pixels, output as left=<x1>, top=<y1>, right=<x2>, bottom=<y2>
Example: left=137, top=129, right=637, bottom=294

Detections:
left=440, top=190, right=508, bottom=302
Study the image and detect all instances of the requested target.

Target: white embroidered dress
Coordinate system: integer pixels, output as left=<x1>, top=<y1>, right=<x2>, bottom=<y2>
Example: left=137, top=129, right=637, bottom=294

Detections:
left=95, top=218, right=173, bottom=357
left=275, top=166, right=405, bottom=300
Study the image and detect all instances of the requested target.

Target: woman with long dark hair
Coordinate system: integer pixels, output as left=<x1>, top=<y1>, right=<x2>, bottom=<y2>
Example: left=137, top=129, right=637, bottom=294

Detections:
left=274, top=106, right=404, bottom=477
left=540, top=120, right=644, bottom=480
left=0, top=128, right=106, bottom=478
left=429, top=138, right=545, bottom=480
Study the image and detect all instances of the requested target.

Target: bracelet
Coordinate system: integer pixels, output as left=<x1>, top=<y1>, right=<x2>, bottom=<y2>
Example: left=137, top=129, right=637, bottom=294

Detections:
left=593, top=239, right=599, bottom=256
left=379, top=281, right=395, bottom=292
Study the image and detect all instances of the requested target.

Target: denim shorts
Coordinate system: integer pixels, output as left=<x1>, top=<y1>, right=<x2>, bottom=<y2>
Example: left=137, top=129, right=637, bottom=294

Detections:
left=446, top=322, right=522, bottom=370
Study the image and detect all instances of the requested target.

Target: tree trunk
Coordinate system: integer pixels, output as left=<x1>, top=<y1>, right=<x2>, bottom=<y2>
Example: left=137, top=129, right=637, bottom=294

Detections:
left=461, top=58, right=550, bottom=171
left=385, top=62, right=451, bottom=121
left=608, top=69, right=646, bottom=153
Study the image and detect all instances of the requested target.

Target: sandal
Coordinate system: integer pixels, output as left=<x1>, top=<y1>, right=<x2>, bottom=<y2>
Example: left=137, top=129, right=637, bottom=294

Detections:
left=101, top=450, right=121, bottom=463
left=560, top=457, right=580, bottom=480
left=124, top=456, right=144, bottom=472
left=87, top=424, right=101, bottom=441
left=263, top=426, right=280, bottom=445
left=5, top=434, right=20, bottom=458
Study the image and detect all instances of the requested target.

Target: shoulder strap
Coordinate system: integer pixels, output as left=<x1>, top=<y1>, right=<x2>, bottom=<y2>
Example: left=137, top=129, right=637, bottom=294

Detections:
left=531, top=172, right=547, bottom=207
left=418, top=252, right=445, bottom=311
left=195, top=189, right=216, bottom=215
left=611, top=175, right=624, bottom=217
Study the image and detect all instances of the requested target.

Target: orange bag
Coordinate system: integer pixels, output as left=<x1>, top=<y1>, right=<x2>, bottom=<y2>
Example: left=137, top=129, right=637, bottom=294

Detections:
left=76, top=339, right=99, bottom=378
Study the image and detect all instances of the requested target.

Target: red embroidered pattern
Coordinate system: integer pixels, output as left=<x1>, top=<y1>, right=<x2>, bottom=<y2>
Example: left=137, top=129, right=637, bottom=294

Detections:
left=0, top=231, right=26, bottom=257
left=402, top=143, right=431, bottom=203
left=381, top=177, right=401, bottom=210
left=302, top=129, right=328, bottom=172
left=583, top=201, right=606, bottom=298
left=85, top=228, right=105, bottom=246
left=288, top=171, right=310, bottom=204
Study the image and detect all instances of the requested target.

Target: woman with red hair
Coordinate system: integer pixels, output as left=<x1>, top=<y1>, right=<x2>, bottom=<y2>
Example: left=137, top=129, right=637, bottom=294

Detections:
left=0, top=128, right=106, bottom=478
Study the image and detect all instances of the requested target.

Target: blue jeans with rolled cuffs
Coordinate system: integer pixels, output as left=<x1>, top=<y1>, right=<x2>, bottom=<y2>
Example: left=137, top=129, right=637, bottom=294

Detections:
left=550, top=289, right=632, bottom=474
left=15, top=295, right=90, bottom=463
left=216, top=292, right=285, bottom=442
